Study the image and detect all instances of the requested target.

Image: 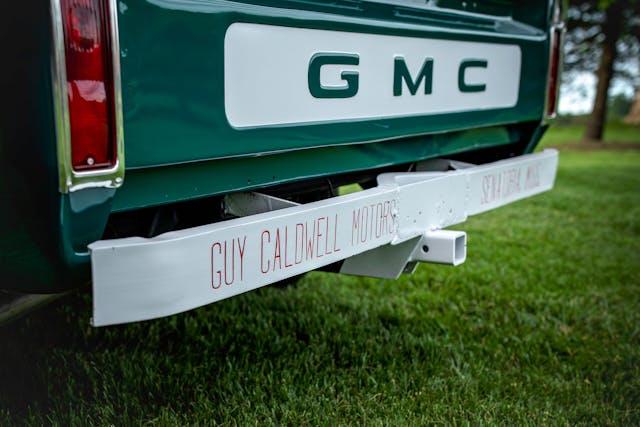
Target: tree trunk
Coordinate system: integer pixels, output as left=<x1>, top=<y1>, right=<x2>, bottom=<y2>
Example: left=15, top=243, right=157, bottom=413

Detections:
left=624, top=88, right=640, bottom=125
left=583, top=2, right=625, bottom=142
left=583, top=43, right=616, bottom=141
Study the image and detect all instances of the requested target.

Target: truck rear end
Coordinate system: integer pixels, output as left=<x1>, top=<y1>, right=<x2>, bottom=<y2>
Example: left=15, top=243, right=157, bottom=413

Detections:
left=0, top=0, right=563, bottom=325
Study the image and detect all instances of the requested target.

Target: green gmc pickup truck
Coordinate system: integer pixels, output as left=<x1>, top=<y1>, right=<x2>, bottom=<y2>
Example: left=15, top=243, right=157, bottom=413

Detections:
left=0, top=0, right=563, bottom=326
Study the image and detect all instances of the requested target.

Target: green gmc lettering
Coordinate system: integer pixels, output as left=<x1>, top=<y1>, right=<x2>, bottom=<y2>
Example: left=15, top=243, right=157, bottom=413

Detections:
left=308, top=54, right=489, bottom=98
left=393, top=56, right=434, bottom=96
left=308, top=53, right=360, bottom=99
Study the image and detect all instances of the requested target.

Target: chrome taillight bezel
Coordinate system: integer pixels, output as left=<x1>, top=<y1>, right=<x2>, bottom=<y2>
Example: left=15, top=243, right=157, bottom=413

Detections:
left=50, top=0, right=124, bottom=193
left=542, top=0, right=566, bottom=123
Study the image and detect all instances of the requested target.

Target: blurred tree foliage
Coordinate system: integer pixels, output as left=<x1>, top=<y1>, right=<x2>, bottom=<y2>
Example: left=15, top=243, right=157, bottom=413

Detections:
left=625, top=88, right=640, bottom=124
left=564, top=0, right=639, bottom=140
left=607, top=92, right=633, bottom=120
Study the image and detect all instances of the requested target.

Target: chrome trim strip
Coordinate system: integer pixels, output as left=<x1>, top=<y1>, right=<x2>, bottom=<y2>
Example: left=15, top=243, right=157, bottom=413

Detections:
left=50, top=0, right=71, bottom=192
left=50, top=0, right=125, bottom=193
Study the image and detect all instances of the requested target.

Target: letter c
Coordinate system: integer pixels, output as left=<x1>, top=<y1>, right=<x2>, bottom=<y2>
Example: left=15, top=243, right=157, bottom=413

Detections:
left=458, top=59, right=488, bottom=93
left=260, top=231, right=271, bottom=274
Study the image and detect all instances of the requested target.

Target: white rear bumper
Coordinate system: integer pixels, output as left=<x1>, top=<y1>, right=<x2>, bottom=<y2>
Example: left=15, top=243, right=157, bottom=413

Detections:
left=90, top=149, right=558, bottom=326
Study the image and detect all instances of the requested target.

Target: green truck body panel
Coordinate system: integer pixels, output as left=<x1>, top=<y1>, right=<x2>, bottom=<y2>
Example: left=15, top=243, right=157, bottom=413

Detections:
left=119, top=0, right=547, bottom=168
left=113, top=124, right=528, bottom=211
left=0, top=0, right=555, bottom=292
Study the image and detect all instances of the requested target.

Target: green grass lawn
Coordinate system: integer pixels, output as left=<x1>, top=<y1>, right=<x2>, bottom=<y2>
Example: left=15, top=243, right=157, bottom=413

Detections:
left=540, top=121, right=640, bottom=146
left=1, top=151, right=639, bottom=425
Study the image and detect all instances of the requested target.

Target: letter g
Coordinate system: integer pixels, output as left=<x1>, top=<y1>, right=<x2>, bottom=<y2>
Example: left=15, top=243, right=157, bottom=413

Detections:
left=308, top=53, right=360, bottom=99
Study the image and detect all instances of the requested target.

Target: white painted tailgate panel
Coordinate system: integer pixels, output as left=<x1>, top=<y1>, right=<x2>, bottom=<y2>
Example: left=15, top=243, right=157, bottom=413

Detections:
left=225, top=23, right=521, bottom=128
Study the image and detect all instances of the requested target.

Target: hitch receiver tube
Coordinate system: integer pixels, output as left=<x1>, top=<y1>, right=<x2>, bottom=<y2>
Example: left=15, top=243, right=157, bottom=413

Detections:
left=415, top=230, right=467, bottom=266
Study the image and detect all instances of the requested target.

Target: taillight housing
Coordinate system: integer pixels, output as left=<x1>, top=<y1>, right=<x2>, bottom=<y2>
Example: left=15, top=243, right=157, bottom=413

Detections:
left=545, top=1, right=565, bottom=121
left=51, top=0, right=124, bottom=192
left=545, top=26, right=563, bottom=119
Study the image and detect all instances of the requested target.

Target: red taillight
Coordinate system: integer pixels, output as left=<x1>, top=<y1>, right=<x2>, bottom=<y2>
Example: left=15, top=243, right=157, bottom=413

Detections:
left=61, top=0, right=116, bottom=171
left=546, top=26, right=563, bottom=118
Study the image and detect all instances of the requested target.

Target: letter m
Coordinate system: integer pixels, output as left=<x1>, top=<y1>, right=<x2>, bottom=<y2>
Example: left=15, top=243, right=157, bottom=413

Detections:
left=393, top=56, right=434, bottom=96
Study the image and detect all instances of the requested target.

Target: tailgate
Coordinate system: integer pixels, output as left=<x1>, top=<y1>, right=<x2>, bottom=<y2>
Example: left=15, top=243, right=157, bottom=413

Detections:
left=118, top=0, right=550, bottom=168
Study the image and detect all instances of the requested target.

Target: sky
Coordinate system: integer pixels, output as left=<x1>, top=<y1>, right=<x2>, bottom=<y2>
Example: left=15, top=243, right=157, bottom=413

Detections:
left=559, top=73, right=596, bottom=114
left=559, top=72, right=636, bottom=115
